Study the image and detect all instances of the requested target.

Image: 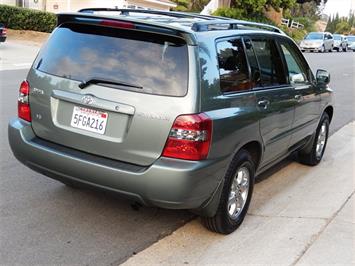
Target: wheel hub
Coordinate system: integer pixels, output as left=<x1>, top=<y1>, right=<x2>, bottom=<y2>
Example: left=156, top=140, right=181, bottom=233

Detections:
left=316, top=122, right=327, bottom=158
left=227, top=166, right=250, bottom=219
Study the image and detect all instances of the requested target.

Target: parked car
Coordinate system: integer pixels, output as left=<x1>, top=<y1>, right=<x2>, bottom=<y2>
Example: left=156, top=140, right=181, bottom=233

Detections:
left=300, top=32, right=334, bottom=52
left=0, top=23, right=7, bottom=43
left=333, top=34, right=347, bottom=52
left=8, top=9, right=334, bottom=234
left=347, top=36, right=355, bottom=51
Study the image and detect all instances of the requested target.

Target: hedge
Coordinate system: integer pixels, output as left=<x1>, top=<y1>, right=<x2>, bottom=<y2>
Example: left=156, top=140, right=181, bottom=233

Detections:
left=0, top=4, right=56, bottom=33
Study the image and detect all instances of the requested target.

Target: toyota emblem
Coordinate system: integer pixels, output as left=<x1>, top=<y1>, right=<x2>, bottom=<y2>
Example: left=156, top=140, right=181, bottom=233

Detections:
left=82, top=95, right=94, bottom=105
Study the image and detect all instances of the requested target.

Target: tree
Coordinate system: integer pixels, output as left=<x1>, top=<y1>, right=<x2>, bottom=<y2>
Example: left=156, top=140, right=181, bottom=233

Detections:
left=290, top=1, right=320, bottom=19
left=335, top=21, right=351, bottom=34
left=267, top=0, right=296, bottom=10
left=171, top=0, right=190, bottom=11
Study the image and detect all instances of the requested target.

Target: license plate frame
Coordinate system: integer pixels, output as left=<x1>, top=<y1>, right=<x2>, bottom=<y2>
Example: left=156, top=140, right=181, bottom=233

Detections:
left=70, top=106, right=108, bottom=135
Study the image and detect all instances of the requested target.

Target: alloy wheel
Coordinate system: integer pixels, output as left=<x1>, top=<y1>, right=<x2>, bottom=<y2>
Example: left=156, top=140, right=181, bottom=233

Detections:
left=227, top=166, right=250, bottom=219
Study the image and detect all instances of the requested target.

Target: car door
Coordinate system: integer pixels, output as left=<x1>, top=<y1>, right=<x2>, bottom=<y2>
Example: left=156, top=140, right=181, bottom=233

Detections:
left=326, top=33, right=334, bottom=50
left=278, top=39, right=321, bottom=146
left=245, top=37, right=296, bottom=165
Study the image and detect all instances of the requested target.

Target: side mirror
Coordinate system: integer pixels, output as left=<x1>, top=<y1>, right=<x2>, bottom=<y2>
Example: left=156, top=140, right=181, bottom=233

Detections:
left=316, top=69, right=330, bottom=85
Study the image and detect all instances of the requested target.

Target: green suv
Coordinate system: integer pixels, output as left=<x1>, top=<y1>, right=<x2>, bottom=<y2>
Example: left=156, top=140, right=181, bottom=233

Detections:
left=8, top=9, right=334, bottom=234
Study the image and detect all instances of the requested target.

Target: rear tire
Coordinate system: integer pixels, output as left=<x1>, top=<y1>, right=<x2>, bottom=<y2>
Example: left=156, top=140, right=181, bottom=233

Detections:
left=299, top=113, right=330, bottom=166
left=201, top=150, right=255, bottom=234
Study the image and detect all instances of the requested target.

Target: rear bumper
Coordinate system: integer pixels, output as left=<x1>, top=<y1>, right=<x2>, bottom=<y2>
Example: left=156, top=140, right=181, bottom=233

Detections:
left=8, top=118, right=228, bottom=210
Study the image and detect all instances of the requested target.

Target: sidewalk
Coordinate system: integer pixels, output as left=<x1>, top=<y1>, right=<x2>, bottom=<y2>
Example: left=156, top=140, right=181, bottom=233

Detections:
left=124, top=122, right=355, bottom=265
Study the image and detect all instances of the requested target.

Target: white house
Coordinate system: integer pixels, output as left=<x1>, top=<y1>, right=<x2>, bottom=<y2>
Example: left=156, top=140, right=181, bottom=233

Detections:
left=1, top=0, right=177, bottom=12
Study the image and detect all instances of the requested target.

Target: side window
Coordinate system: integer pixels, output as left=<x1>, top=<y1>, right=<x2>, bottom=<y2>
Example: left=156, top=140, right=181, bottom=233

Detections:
left=279, top=41, right=309, bottom=85
left=216, top=39, right=252, bottom=93
left=244, top=38, right=262, bottom=88
left=251, top=38, right=287, bottom=87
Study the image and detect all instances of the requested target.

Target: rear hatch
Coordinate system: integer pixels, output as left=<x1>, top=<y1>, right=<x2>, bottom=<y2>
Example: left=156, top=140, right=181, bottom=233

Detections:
left=28, top=20, right=197, bottom=166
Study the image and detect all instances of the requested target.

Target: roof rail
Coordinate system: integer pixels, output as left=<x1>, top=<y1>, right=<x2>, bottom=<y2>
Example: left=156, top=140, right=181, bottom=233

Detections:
left=191, top=20, right=284, bottom=34
left=78, top=8, right=216, bottom=21
left=77, top=8, right=284, bottom=34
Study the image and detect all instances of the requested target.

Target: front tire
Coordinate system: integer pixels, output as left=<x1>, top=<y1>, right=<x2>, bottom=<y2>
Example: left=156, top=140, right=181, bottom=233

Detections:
left=202, top=150, right=255, bottom=234
left=299, top=113, right=330, bottom=166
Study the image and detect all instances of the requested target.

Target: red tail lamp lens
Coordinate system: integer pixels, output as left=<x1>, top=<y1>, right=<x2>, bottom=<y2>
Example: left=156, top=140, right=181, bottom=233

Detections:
left=18, top=80, right=31, bottom=122
left=162, top=113, right=212, bottom=161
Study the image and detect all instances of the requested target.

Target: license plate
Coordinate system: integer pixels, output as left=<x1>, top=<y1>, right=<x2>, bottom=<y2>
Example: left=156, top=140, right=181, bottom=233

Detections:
left=70, top=106, right=108, bottom=135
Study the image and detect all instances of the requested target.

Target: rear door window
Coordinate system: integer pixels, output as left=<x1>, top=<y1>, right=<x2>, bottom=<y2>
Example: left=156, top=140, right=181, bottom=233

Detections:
left=216, top=38, right=252, bottom=93
left=34, top=23, right=189, bottom=97
left=243, top=38, right=262, bottom=88
left=251, top=38, right=287, bottom=87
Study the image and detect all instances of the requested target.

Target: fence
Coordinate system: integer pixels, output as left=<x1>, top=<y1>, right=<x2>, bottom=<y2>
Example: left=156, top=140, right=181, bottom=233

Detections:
left=281, top=18, right=304, bottom=29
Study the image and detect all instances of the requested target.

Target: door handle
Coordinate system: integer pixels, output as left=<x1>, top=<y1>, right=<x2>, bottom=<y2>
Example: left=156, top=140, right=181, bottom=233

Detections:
left=295, top=94, right=303, bottom=102
left=257, top=99, right=270, bottom=109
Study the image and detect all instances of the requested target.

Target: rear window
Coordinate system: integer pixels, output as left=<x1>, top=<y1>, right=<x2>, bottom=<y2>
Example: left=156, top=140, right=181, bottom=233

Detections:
left=34, top=23, right=189, bottom=96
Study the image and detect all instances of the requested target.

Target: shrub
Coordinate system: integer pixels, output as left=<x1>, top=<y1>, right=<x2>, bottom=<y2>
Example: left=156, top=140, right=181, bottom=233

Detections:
left=0, top=4, right=56, bottom=33
left=213, top=7, right=276, bottom=25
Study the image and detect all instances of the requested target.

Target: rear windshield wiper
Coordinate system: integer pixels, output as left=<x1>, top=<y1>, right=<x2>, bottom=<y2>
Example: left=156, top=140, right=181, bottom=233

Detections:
left=79, top=77, right=143, bottom=90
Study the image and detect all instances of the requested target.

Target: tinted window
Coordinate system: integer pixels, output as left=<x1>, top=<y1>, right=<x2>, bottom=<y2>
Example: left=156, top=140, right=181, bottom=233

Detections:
left=34, top=23, right=188, bottom=96
left=244, top=38, right=262, bottom=88
left=280, top=41, right=309, bottom=85
left=251, top=39, right=287, bottom=87
left=217, top=39, right=251, bottom=93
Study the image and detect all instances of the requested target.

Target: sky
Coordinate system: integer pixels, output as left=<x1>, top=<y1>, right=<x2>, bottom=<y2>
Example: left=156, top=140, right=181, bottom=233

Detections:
left=323, top=0, right=355, bottom=17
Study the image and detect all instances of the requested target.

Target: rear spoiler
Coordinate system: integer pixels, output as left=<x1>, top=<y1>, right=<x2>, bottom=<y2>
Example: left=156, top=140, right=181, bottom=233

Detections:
left=56, top=12, right=198, bottom=45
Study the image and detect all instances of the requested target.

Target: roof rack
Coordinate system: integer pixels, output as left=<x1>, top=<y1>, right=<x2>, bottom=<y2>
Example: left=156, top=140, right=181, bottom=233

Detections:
left=191, top=20, right=284, bottom=34
left=78, top=8, right=218, bottom=21
left=77, top=8, right=283, bottom=34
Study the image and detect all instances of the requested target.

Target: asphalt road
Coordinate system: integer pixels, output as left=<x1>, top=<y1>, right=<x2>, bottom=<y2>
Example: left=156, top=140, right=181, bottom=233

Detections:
left=304, top=51, right=355, bottom=134
left=0, top=41, right=354, bottom=265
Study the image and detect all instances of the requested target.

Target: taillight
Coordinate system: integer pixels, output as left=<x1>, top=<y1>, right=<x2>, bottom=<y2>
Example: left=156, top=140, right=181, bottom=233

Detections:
left=18, top=80, right=31, bottom=122
left=162, top=113, right=212, bottom=161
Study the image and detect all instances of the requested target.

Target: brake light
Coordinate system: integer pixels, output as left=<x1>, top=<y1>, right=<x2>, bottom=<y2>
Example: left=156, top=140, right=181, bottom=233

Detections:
left=100, top=20, right=135, bottom=29
left=18, top=80, right=31, bottom=122
left=162, top=113, right=212, bottom=161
